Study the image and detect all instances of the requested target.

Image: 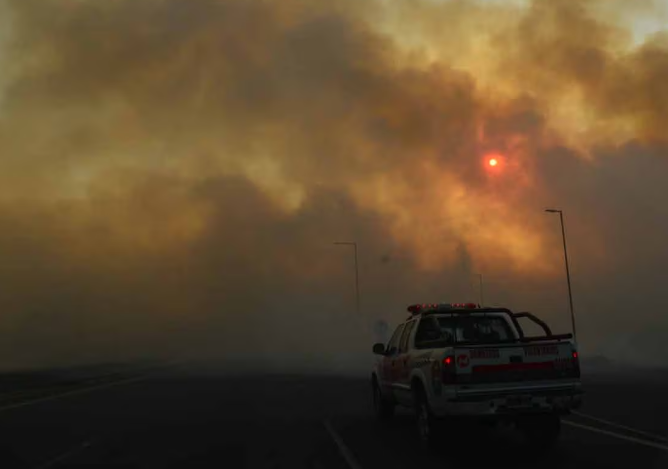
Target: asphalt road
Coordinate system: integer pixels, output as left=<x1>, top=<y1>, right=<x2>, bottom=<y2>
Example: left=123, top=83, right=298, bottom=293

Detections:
left=0, top=363, right=667, bottom=468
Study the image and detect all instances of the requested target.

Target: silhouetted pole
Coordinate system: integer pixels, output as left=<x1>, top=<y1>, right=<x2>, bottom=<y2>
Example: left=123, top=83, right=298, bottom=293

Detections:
left=474, top=273, right=484, bottom=307
left=545, top=209, right=577, bottom=340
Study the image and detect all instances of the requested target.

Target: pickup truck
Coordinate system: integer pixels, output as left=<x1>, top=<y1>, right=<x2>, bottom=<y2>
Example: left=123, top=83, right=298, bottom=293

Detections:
left=371, top=302, right=582, bottom=447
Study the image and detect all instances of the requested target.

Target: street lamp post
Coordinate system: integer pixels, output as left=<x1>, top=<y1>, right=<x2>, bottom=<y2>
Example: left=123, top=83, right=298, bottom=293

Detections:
left=545, top=209, right=577, bottom=341
left=474, top=273, right=484, bottom=307
left=333, top=241, right=360, bottom=315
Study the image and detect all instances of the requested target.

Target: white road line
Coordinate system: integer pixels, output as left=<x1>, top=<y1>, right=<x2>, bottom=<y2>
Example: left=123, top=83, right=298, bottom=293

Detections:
left=0, top=374, right=152, bottom=413
left=571, top=410, right=668, bottom=443
left=323, top=420, right=364, bottom=469
left=564, top=420, right=668, bottom=452
left=0, top=362, right=188, bottom=414
left=36, top=440, right=92, bottom=469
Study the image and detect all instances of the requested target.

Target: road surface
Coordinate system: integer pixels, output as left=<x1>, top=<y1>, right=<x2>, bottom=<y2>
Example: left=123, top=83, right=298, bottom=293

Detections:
left=0, top=362, right=666, bottom=468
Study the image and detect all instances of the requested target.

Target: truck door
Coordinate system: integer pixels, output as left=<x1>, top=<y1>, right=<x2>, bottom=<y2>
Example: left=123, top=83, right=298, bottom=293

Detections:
left=393, top=320, right=416, bottom=405
left=380, top=324, right=405, bottom=395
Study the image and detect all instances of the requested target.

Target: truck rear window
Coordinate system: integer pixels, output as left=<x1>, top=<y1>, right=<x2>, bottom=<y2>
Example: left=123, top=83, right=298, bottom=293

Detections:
left=436, top=315, right=515, bottom=345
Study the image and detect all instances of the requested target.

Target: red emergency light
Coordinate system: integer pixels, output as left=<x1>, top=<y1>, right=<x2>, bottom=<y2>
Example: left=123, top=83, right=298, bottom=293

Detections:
left=407, top=303, right=439, bottom=314
left=407, top=302, right=479, bottom=314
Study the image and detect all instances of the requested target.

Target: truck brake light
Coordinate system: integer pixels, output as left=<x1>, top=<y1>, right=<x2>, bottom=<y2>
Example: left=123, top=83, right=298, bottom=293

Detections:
left=442, top=355, right=456, bottom=384
left=572, top=350, right=581, bottom=378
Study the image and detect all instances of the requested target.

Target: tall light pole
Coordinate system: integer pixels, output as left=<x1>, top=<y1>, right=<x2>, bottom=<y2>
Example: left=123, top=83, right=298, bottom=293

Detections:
left=545, top=209, right=577, bottom=340
left=333, top=241, right=359, bottom=315
left=474, top=273, right=484, bottom=307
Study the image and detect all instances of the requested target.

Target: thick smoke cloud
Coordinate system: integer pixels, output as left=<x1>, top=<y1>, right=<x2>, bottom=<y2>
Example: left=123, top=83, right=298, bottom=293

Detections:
left=0, top=0, right=667, bottom=370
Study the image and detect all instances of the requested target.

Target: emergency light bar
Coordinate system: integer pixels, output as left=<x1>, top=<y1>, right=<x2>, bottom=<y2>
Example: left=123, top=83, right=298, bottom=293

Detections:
left=407, top=303, right=480, bottom=314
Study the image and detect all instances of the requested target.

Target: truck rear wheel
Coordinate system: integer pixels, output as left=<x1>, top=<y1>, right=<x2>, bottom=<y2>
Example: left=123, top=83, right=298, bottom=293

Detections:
left=518, top=414, right=561, bottom=450
left=413, top=386, right=439, bottom=448
left=372, top=379, right=394, bottom=420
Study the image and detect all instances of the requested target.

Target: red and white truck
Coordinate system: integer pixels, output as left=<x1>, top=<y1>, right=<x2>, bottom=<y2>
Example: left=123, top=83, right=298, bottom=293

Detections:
left=371, top=303, right=582, bottom=447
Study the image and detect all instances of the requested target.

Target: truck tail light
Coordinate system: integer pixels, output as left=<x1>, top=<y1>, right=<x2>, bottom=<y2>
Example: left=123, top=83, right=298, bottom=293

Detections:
left=442, top=355, right=457, bottom=384
left=572, top=350, right=581, bottom=378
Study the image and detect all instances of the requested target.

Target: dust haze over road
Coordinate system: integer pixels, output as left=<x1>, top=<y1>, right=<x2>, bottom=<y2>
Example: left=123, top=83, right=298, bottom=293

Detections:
left=0, top=0, right=668, bottom=371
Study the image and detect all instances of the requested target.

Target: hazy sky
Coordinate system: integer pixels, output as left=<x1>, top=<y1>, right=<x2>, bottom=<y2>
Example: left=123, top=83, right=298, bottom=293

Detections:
left=1, top=0, right=668, bottom=371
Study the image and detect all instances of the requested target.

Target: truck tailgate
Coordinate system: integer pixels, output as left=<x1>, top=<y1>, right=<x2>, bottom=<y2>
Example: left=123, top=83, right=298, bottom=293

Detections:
left=453, top=342, right=579, bottom=388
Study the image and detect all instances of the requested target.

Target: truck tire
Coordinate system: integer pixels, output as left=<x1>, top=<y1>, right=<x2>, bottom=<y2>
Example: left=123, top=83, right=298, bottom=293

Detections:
left=519, top=414, right=561, bottom=450
left=372, top=378, right=394, bottom=420
left=413, top=385, right=439, bottom=448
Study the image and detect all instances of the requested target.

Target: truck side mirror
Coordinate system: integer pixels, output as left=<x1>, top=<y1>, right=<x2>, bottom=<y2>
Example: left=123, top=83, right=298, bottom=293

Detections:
left=372, top=343, right=385, bottom=355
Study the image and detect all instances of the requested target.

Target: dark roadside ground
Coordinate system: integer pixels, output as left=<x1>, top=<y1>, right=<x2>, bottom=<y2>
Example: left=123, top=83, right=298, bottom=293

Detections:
left=0, top=361, right=665, bottom=468
left=0, top=361, right=168, bottom=407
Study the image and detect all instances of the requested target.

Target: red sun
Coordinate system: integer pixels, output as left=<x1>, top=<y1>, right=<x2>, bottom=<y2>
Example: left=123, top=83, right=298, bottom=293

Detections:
left=485, top=153, right=503, bottom=169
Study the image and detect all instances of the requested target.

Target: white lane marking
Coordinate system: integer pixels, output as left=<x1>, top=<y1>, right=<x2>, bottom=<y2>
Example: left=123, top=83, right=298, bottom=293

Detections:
left=36, top=440, right=92, bottom=469
left=0, top=374, right=152, bottom=413
left=0, top=362, right=189, bottom=414
left=564, top=420, right=668, bottom=452
left=323, top=420, right=364, bottom=469
left=572, top=410, right=668, bottom=443
left=390, top=383, right=411, bottom=390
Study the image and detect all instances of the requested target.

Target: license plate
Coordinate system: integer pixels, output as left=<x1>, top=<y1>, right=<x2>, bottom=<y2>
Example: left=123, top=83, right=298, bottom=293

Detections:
left=506, top=395, right=532, bottom=407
